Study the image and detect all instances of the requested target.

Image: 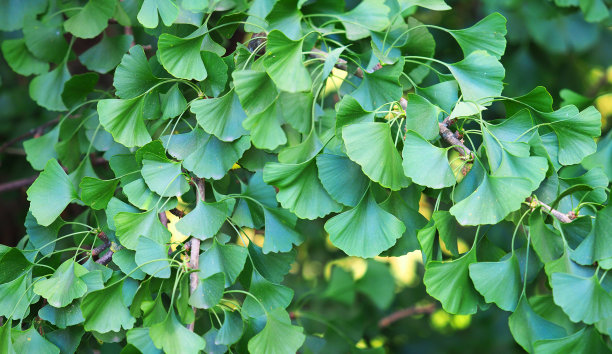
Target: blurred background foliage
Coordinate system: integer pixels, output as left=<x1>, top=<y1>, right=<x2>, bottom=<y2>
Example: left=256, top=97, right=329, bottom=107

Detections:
left=0, top=0, right=610, bottom=352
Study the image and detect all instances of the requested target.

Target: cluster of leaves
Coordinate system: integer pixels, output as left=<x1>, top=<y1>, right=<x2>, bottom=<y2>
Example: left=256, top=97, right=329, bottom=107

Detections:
left=0, top=0, right=611, bottom=353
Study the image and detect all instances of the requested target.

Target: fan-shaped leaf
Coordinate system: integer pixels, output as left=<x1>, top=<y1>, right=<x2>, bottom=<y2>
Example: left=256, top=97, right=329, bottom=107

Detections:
left=113, top=46, right=160, bottom=99
left=469, top=254, right=521, bottom=311
left=508, top=297, right=566, bottom=353
left=175, top=200, right=231, bottom=240
left=199, top=240, right=247, bottom=287
left=449, top=12, right=507, bottom=58
left=316, top=152, right=370, bottom=207
left=350, top=58, right=404, bottom=111
left=149, top=310, right=206, bottom=354
left=34, top=260, right=88, bottom=308
left=248, top=308, right=305, bottom=354
left=98, top=97, right=152, bottom=148
left=264, top=30, right=311, bottom=93
left=191, top=89, right=248, bottom=141
left=27, top=159, right=77, bottom=226
left=262, top=207, right=304, bottom=253
left=1, top=38, right=48, bottom=76
left=114, top=210, right=171, bottom=250
left=79, top=177, right=118, bottom=210
left=447, top=51, right=505, bottom=105
left=81, top=282, right=136, bottom=333
left=551, top=272, right=612, bottom=324
left=402, top=130, right=456, bottom=189
left=137, top=0, right=179, bottom=28
left=29, top=65, right=71, bottom=111
left=64, top=0, right=116, bottom=39
left=158, top=32, right=206, bottom=80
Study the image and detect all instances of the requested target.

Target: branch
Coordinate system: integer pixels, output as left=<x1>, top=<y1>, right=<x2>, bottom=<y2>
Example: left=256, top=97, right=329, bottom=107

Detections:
left=438, top=117, right=473, bottom=159
left=91, top=232, right=111, bottom=257
left=526, top=197, right=576, bottom=223
left=0, top=118, right=60, bottom=154
left=0, top=175, right=38, bottom=193
left=378, top=303, right=437, bottom=328
left=96, top=245, right=122, bottom=265
left=187, top=178, right=205, bottom=331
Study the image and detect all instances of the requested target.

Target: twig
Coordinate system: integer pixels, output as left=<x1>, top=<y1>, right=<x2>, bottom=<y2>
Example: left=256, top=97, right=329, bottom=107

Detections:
left=526, top=197, right=576, bottom=223
left=378, top=303, right=437, bottom=328
left=0, top=118, right=60, bottom=154
left=0, top=175, right=38, bottom=193
left=91, top=241, right=111, bottom=256
left=438, top=117, right=473, bottom=158
left=187, top=178, right=205, bottom=331
left=159, top=212, right=168, bottom=227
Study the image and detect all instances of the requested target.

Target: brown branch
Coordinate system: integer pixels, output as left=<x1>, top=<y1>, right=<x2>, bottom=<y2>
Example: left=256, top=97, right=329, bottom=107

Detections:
left=526, top=197, right=576, bottom=223
left=91, top=241, right=111, bottom=257
left=0, top=175, right=38, bottom=193
left=0, top=118, right=60, bottom=154
left=187, top=178, right=205, bottom=331
left=378, top=303, right=437, bottom=328
left=438, top=117, right=473, bottom=159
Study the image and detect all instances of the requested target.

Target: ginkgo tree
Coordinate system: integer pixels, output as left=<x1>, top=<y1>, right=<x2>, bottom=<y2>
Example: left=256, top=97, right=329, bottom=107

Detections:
left=0, top=0, right=611, bottom=353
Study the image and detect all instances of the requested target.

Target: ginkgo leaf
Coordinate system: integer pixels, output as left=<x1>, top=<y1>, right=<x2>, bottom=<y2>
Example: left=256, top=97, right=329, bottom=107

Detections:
left=141, top=154, right=189, bottom=197
left=450, top=172, right=531, bottom=226
left=262, top=207, right=304, bottom=253
left=191, top=89, right=248, bottom=141
left=161, top=84, right=187, bottom=119
left=79, top=177, right=118, bottom=210
left=247, top=308, right=305, bottom=354
left=248, top=243, right=295, bottom=283
left=24, top=127, right=59, bottom=171
left=533, top=327, right=608, bottom=354
left=243, top=270, right=293, bottom=318
left=531, top=105, right=601, bottom=165
left=277, top=131, right=322, bottom=164
left=448, top=12, right=507, bottom=59
left=0, top=320, right=15, bottom=354
left=23, top=17, right=68, bottom=63
left=263, top=159, right=342, bottom=219
left=551, top=272, right=612, bottom=324
left=25, top=212, right=63, bottom=256
left=469, top=254, right=521, bottom=311
left=335, top=95, right=375, bottom=132
left=189, top=272, right=225, bottom=309
left=529, top=211, right=564, bottom=264
left=216, top=309, right=244, bottom=345
left=29, top=64, right=71, bottom=111
left=64, top=0, right=116, bottom=39
left=403, top=94, right=441, bottom=140
left=316, top=152, right=370, bottom=207
left=325, top=192, right=405, bottom=258
left=113, top=46, right=160, bottom=99
left=12, top=326, right=60, bottom=354
left=112, top=249, right=146, bottom=280
left=79, top=34, right=133, bottom=74
left=114, top=209, right=171, bottom=250
left=81, top=282, right=136, bottom=333
left=34, top=260, right=88, bottom=308
left=126, top=328, right=162, bottom=354
left=447, top=50, right=505, bottom=105
left=158, top=32, right=206, bottom=80
left=402, top=130, right=456, bottom=189
left=39, top=301, right=85, bottom=329
left=243, top=101, right=287, bottom=150
left=264, top=30, right=311, bottom=93
left=380, top=187, right=428, bottom=256
left=0, top=272, right=37, bottom=320
left=199, top=239, right=247, bottom=287
left=232, top=70, right=279, bottom=115
left=423, top=248, right=480, bottom=314
left=1, top=38, right=48, bottom=76
left=135, top=236, right=171, bottom=278
left=337, top=0, right=391, bottom=40
left=98, top=97, right=152, bottom=148
left=27, top=159, right=77, bottom=226
left=508, top=297, right=566, bottom=353
left=350, top=58, right=404, bottom=111
left=175, top=200, right=231, bottom=240
left=137, top=0, right=179, bottom=28
left=401, top=0, right=451, bottom=11
left=150, top=309, right=206, bottom=354
left=343, top=122, right=410, bottom=190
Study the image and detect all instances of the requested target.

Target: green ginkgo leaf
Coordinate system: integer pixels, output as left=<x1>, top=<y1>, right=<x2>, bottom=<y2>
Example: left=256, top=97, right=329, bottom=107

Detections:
left=122, top=178, right=177, bottom=211
left=34, top=260, right=88, bottom=308
left=137, top=0, right=179, bottom=28
left=29, top=64, right=71, bottom=111
left=402, top=130, right=456, bottom=189
left=316, top=152, right=370, bottom=207
left=277, top=130, right=322, bottom=164
left=263, top=159, right=342, bottom=220
left=0, top=272, right=36, bottom=320
left=79, top=177, right=118, bottom=210
left=447, top=50, right=505, bottom=105
left=27, top=159, right=78, bottom=226
left=279, top=92, right=313, bottom=134
left=532, top=106, right=601, bottom=165
left=12, top=326, right=60, bottom=354
left=150, top=310, right=206, bottom=354
left=25, top=212, right=63, bottom=256
left=158, top=32, right=206, bottom=80
left=551, top=272, right=612, bottom=324
left=336, top=0, right=391, bottom=40
left=141, top=154, right=189, bottom=197
left=243, top=270, right=293, bottom=318
left=126, top=328, right=162, bottom=354
left=216, top=309, right=244, bottom=345
left=380, top=188, right=428, bottom=256
left=161, top=84, right=187, bottom=119
left=64, top=0, right=116, bottom=39
left=233, top=70, right=279, bottom=115
left=448, top=12, right=507, bottom=59
left=508, top=296, right=566, bottom=353
left=449, top=172, right=531, bottom=226
left=247, top=308, right=305, bottom=354
left=248, top=243, right=295, bottom=283
left=61, top=73, right=99, bottom=108
left=0, top=320, right=15, bottom=354
left=0, top=0, right=46, bottom=31
left=402, top=94, right=441, bottom=140
left=243, top=101, right=287, bottom=150
left=335, top=95, right=375, bottom=132
left=423, top=248, right=480, bottom=314
left=264, top=30, right=311, bottom=93
left=24, top=127, right=59, bottom=171
left=79, top=34, right=133, bottom=74
left=113, top=46, right=160, bottom=99
left=39, top=301, right=85, bottom=329
left=175, top=200, right=231, bottom=240
left=533, top=327, right=608, bottom=354
left=81, top=282, right=136, bottom=333
left=350, top=58, right=404, bottom=111
left=189, top=272, right=225, bottom=309
left=135, top=236, right=171, bottom=278
left=343, top=122, right=410, bottom=190
left=325, top=192, right=405, bottom=258
left=98, top=97, right=152, bottom=148
left=262, top=207, right=304, bottom=253
left=401, top=0, right=451, bottom=11
left=199, top=239, right=247, bottom=287
left=1, top=38, right=48, bottom=76
left=529, top=211, right=564, bottom=264
left=23, top=17, right=68, bottom=63
left=114, top=209, right=171, bottom=250
left=112, top=248, right=146, bottom=280
left=469, top=254, right=521, bottom=311
left=191, top=89, right=248, bottom=141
